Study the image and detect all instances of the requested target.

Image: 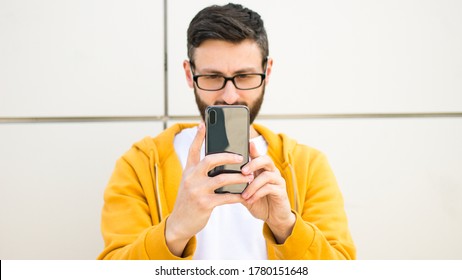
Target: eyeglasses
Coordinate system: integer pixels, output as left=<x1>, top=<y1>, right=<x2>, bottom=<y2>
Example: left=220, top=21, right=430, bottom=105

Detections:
left=193, top=73, right=266, bottom=91
left=190, top=60, right=268, bottom=91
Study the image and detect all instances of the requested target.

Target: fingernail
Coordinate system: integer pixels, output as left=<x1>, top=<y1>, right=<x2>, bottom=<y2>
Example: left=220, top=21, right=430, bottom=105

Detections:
left=242, top=166, right=249, bottom=174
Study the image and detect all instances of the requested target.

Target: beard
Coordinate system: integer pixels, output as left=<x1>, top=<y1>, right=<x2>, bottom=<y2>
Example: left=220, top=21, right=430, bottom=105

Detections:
left=194, top=84, right=265, bottom=125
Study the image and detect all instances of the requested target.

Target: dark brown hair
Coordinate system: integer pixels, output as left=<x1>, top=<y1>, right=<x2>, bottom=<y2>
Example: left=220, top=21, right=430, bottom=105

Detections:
left=187, top=3, right=269, bottom=63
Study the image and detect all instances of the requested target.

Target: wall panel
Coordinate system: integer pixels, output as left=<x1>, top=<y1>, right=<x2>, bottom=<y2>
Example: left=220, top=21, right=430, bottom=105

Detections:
left=167, top=0, right=462, bottom=116
left=258, top=117, right=462, bottom=259
left=0, top=122, right=163, bottom=259
left=0, top=0, right=164, bottom=117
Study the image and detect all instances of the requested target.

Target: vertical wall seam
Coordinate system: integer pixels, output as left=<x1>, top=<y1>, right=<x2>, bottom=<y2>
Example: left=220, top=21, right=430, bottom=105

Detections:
left=163, top=0, right=168, bottom=129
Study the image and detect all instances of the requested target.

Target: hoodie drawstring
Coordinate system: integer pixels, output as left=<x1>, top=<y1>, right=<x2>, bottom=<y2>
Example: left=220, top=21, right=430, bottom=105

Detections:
left=150, top=150, right=163, bottom=223
left=288, top=163, right=299, bottom=213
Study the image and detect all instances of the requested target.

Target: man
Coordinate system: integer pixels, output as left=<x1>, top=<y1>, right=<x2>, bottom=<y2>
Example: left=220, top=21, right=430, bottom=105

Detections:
left=98, top=3, right=355, bottom=260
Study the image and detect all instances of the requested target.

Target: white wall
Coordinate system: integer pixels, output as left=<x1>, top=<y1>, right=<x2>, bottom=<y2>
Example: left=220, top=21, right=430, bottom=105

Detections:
left=1, top=0, right=461, bottom=259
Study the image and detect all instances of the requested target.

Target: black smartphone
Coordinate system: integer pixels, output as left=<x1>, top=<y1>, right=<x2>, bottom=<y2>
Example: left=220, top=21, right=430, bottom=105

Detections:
left=205, top=105, right=250, bottom=194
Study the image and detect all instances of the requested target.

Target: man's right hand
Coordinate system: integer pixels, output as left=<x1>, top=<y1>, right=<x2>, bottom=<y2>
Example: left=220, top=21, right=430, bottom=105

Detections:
left=164, top=123, right=253, bottom=257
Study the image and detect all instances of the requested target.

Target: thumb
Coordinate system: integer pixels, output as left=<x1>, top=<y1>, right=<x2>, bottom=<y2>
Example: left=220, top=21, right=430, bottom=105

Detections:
left=186, top=122, right=205, bottom=168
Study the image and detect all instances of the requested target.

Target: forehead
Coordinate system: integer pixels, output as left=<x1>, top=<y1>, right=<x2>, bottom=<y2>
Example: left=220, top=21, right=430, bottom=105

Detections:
left=192, top=39, right=263, bottom=71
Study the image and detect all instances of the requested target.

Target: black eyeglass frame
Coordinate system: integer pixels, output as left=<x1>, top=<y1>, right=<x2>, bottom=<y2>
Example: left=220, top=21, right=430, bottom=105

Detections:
left=190, top=58, right=268, bottom=91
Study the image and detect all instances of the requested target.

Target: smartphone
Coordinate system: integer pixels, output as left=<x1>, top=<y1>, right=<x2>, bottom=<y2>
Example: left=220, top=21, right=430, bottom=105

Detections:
left=205, top=105, right=250, bottom=194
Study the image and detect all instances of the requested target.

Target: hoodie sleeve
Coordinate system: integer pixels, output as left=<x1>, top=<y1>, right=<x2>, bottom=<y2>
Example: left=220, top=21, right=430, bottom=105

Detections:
left=97, top=149, right=196, bottom=260
left=263, top=148, right=356, bottom=260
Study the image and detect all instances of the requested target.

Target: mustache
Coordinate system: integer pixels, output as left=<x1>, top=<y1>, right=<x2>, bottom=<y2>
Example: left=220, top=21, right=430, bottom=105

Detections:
left=214, top=101, right=248, bottom=106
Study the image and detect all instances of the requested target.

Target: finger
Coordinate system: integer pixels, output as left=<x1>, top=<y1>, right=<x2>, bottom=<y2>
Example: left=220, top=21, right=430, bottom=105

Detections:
left=199, top=152, right=244, bottom=175
left=186, top=122, right=205, bottom=168
left=245, top=183, right=279, bottom=205
left=242, top=154, right=278, bottom=175
left=210, top=193, right=245, bottom=208
left=207, top=172, right=254, bottom=193
left=242, top=171, right=283, bottom=199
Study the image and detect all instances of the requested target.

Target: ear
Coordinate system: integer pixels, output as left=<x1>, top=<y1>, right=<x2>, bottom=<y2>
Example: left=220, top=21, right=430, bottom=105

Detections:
left=183, top=60, right=195, bottom=89
left=264, top=57, right=274, bottom=85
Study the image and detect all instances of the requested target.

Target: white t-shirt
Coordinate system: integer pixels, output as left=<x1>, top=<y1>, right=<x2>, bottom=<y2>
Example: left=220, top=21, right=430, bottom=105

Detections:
left=173, top=126, right=268, bottom=259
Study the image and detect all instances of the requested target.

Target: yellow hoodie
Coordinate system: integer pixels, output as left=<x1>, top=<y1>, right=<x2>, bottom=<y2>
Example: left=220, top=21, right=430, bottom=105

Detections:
left=98, top=123, right=355, bottom=260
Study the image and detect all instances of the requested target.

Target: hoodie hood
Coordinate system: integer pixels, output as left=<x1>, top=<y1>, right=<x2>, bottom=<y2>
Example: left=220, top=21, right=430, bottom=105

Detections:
left=252, top=123, right=299, bottom=169
left=133, top=122, right=298, bottom=167
left=133, top=123, right=198, bottom=161
left=132, top=122, right=302, bottom=215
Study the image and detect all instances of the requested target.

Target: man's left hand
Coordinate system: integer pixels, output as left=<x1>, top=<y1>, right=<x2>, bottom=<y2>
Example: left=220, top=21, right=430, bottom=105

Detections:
left=241, top=142, right=296, bottom=244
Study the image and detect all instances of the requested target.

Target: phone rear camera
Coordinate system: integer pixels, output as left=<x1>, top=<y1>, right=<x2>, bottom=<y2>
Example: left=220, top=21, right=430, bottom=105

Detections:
left=209, top=110, right=216, bottom=125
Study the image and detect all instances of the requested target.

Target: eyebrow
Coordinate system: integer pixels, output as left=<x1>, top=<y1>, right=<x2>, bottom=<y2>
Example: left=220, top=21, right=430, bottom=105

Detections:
left=195, top=66, right=261, bottom=75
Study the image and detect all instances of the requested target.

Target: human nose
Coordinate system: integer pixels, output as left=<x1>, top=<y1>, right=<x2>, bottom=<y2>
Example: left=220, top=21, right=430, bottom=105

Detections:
left=221, top=78, right=240, bottom=104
